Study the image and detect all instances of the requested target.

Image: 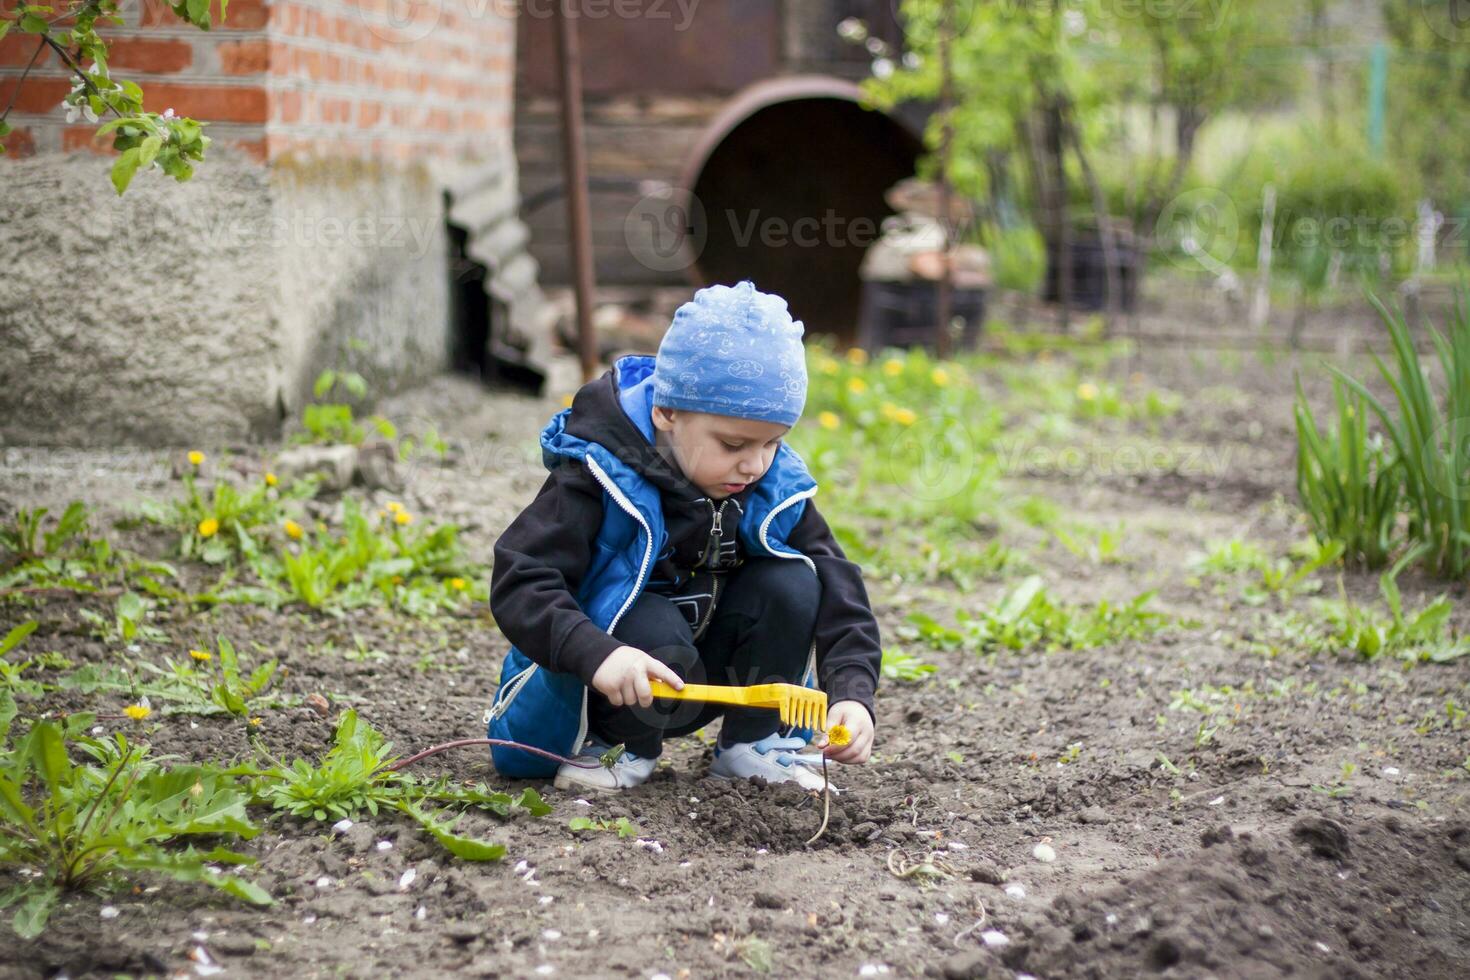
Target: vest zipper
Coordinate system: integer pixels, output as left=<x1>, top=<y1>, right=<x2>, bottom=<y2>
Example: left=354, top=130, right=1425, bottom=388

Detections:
left=691, top=569, right=722, bottom=642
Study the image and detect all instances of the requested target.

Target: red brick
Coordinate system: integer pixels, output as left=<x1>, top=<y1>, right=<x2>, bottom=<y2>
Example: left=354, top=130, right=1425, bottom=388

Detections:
left=0, top=125, right=35, bottom=158
left=230, top=137, right=267, bottom=162
left=0, top=76, right=71, bottom=114
left=0, top=33, right=53, bottom=67
left=140, top=0, right=265, bottom=30
left=62, top=126, right=112, bottom=153
left=218, top=39, right=269, bottom=75
left=276, top=89, right=302, bottom=124
left=107, top=38, right=193, bottom=73
left=142, top=83, right=268, bottom=123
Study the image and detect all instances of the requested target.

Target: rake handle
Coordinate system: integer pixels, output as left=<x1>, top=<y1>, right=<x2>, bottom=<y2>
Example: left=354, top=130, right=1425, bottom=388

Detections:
left=648, top=679, right=761, bottom=708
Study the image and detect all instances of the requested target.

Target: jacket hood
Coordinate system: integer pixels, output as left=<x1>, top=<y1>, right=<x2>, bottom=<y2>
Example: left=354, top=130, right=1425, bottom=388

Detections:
left=544, top=355, right=721, bottom=502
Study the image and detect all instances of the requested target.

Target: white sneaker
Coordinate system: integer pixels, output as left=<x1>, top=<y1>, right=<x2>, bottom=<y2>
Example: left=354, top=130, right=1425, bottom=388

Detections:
left=552, top=736, right=658, bottom=793
left=708, top=734, right=839, bottom=793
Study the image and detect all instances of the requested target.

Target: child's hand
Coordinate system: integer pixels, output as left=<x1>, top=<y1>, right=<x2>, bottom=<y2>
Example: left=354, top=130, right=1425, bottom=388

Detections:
left=590, top=645, right=684, bottom=708
left=820, top=700, right=874, bottom=764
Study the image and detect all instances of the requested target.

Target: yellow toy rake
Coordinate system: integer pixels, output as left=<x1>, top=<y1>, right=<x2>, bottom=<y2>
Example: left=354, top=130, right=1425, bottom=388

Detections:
left=648, top=680, right=827, bottom=732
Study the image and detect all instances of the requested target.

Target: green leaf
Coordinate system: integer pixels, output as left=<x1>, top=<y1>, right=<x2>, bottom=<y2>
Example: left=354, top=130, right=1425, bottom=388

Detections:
left=110, top=146, right=142, bottom=195
left=397, top=803, right=506, bottom=862
left=209, top=873, right=273, bottom=905
left=139, top=135, right=163, bottom=168
left=30, top=722, right=73, bottom=807
left=11, top=886, right=59, bottom=939
left=0, top=622, right=37, bottom=658
left=20, top=13, right=49, bottom=32
left=514, top=787, right=552, bottom=817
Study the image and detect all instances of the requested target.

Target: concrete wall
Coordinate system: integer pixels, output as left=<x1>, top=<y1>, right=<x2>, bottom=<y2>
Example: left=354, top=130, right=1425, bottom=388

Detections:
left=0, top=0, right=516, bottom=446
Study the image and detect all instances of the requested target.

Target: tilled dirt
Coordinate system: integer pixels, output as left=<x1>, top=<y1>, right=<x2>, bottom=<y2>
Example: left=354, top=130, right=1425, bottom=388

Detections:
left=2, top=347, right=1468, bottom=979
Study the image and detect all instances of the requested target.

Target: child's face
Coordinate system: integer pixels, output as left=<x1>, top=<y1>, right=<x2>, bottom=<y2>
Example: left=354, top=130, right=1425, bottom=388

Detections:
left=650, top=407, right=790, bottom=499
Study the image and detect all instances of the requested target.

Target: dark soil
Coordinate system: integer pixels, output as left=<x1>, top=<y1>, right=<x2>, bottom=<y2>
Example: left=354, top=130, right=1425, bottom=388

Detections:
left=2, top=338, right=1467, bottom=979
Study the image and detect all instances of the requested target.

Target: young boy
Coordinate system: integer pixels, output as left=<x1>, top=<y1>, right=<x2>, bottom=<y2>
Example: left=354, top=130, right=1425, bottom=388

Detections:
left=486, top=280, right=881, bottom=792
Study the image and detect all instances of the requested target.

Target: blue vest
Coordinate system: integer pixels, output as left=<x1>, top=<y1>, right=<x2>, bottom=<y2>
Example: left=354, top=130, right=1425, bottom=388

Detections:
left=485, top=354, right=822, bottom=778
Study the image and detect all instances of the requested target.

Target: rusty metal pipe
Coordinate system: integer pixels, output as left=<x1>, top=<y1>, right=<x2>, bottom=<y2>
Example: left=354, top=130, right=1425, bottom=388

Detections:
left=553, top=0, right=599, bottom=383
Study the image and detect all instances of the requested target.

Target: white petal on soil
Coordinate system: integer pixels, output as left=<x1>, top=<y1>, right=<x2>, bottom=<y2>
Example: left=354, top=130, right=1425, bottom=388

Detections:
left=332, top=819, right=353, bottom=835
left=980, top=929, right=1010, bottom=947
left=398, top=868, right=417, bottom=891
left=1004, top=884, right=1026, bottom=899
left=534, top=966, right=555, bottom=976
left=302, top=914, right=317, bottom=925
left=514, top=860, right=530, bottom=874
left=651, top=974, right=673, bottom=980
left=1208, top=796, right=1225, bottom=806
left=946, top=841, right=968, bottom=850
left=573, top=799, right=593, bottom=807
left=1316, top=942, right=1331, bottom=953
left=376, top=840, right=393, bottom=852
left=1033, top=843, right=1057, bottom=863
left=859, top=965, right=892, bottom=976
left=635, top=839, right=664, bottom=854
left=935, top=913, right=950, bottom=925
left=415, top=906, right=427, bottom=921
left=191, top=931, right=208, bottom=942
left=538, top=895, right=555, bottom=905
left=99, top=906, right=119, bottom=919
left=542, top=929, right=562, bottom=940
left=315, top=876, right=332, bottom=889
left=1383, top=767, right=1400, bottom=776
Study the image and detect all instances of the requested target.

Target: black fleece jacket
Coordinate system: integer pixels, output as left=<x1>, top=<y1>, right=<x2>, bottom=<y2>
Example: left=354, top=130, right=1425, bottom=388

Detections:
left=489, top=369, right=882, bottom=723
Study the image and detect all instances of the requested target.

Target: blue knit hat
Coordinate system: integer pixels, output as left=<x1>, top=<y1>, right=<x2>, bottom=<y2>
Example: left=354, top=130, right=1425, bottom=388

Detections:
left=651, top=280, right=808, bottom=427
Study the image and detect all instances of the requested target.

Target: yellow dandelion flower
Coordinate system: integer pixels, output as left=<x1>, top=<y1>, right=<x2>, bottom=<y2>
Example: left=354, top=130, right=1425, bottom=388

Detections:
left=880, top=401, right=899, bottom=420
left=385, top=501, right=404, bottom=513
left=264, top=471, right=279, bottom=487
left=189, top=649, right=212, bottom=662
left=894, top=408, right=917, bottom=426
left=197, top=518, right=219, bottom=538
left=816, top=357, right=840, bottom=375
left=882, top=360, right=904, bottom=377
left=845, top=347, right=869, bottom=365
left=123, top=704, right=152, bottom=721
left=817, top=411, right=840, bottom=430
left=846, top=377, right=868, bottom=395
left=826, top=724, right=852, bottom=747
left=284, top=519, right=304, bottom=541
left=391, top=574, right=405, bottom=585
left=248, top=716, right=263, bottom=727
left=931, top=367, right=951, bottom=387
left=187, top=450, right=205, bottom=467
left=393, top=510, right=413, bottom=526
left=1076, top=382, right=1099, bottom=402
left=449, top=577, right=467, bottom=591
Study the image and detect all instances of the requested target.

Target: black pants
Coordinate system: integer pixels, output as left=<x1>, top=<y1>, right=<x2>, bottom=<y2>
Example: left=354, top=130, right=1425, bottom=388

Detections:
left=586, top=557, right=819, bottom=758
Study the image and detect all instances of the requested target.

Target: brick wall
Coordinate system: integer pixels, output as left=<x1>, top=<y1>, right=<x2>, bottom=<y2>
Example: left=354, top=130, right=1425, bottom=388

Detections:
left=0, top=0, right=514, bottom=163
